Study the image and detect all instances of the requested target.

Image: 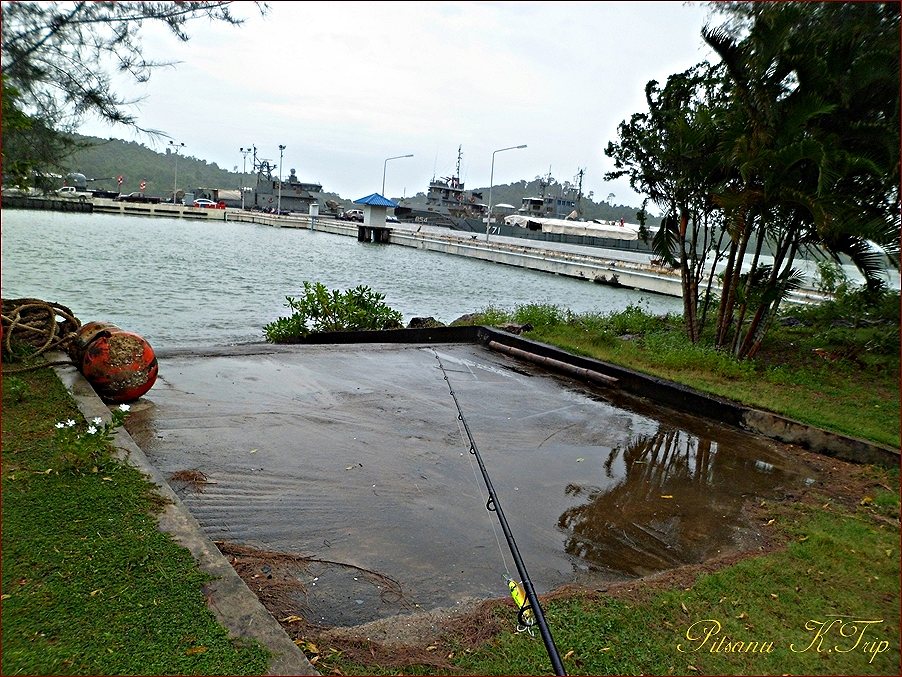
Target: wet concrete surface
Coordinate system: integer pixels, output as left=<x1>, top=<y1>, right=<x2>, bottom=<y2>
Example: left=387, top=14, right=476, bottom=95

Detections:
left=124, top=342, right=819, bottom=628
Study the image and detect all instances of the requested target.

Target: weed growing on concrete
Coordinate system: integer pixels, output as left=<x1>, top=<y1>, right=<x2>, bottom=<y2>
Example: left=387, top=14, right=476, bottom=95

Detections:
left=52, top=403, right=129, bottom=473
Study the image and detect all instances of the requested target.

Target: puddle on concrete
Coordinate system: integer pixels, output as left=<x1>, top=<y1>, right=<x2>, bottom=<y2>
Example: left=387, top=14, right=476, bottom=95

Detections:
left=125, top=343, right=818, bottom=627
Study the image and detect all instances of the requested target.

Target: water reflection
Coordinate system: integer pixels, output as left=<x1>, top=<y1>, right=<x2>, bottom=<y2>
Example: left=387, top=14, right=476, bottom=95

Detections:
left=559, top=425, right=781, bottom=578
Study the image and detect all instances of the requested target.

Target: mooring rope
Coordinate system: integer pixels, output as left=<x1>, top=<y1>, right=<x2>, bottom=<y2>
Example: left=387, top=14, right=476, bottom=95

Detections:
left=1, top=298, right=81, bottom=373
left=432, top=348, right=567, bottom=676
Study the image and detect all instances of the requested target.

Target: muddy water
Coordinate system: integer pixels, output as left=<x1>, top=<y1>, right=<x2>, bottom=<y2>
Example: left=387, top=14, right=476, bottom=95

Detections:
left=125, top=343, right=817, bottom=627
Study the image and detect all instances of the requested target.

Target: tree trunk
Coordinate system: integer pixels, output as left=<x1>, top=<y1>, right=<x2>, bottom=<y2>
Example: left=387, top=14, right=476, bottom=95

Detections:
left=715, top=206, right=754, bottom=348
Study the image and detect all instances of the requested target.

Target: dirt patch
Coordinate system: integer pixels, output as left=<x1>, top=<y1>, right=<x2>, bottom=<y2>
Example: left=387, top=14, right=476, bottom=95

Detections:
left=169, top=469, right=212, bottom=493
left=213, top=443, right=897, bottom=672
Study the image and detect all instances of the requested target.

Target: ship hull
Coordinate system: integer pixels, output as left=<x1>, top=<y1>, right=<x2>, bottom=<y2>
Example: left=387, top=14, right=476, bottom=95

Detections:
left=394, top=206, right=656, bottom=255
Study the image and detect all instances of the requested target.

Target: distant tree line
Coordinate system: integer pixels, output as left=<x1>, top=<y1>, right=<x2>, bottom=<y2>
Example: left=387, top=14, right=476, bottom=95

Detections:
left=56, top=135, right=239, bottom=196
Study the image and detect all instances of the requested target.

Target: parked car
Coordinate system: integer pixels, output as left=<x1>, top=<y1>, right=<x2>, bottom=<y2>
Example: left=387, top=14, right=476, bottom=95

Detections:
left=115, top=192, right=161, bottom=204
left=55, top=186, right=92, bottom=200
left=340, top=209, right=365, bottom=222
left=193, top=199, right=223, bottom=209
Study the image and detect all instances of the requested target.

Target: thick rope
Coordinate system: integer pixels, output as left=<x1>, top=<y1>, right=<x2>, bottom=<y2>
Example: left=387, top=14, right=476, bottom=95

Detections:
left=1, top=298, right=81, bottom=373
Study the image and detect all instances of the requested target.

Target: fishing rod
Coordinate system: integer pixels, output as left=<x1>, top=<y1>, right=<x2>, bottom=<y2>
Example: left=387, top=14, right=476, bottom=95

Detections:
left=433, top=350, right=567, bottom=676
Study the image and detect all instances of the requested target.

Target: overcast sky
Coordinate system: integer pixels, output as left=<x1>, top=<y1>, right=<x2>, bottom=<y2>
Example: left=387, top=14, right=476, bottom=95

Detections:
left=79, top=1, right=717, bottom=210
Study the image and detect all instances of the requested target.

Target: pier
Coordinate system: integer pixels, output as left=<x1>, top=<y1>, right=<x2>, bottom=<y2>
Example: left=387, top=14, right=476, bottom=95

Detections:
left=220, top=209, right=835, bottom=305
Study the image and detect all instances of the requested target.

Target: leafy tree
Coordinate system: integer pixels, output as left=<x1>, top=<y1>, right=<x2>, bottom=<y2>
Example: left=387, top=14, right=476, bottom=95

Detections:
left=704, top=1, right=899, bottom=357
left=606, top=63, right=730, bottom=342
left=605, top=0, right=900, bottom=358
left=1, top=1, right=267, bottom=187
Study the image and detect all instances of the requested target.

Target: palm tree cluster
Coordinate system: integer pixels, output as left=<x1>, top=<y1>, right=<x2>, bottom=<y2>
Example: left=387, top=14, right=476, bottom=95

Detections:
left=605, top=1, right=900, bottom=358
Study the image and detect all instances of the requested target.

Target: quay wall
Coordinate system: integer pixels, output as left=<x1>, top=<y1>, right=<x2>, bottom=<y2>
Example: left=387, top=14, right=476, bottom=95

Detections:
left=3, top=200, right=832, bottom=304
left=225, top=210, right=834, bottom=305
left=389, top=228, right=684, bottom=296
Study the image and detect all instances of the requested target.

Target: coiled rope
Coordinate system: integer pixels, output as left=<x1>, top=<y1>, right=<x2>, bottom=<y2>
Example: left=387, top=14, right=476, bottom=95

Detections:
left=1, top=298, right=81, bottom=373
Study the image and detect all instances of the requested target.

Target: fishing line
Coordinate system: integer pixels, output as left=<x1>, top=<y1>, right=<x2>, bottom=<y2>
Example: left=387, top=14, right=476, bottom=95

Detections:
left=454, top=411, right=515, bottom=587
left=454, top=410, right=536, bottom=638
left=432, top=349, right=567, bottom=676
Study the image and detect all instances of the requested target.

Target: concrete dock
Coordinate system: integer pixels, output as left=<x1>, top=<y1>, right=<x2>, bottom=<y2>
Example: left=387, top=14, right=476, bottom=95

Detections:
left=223, top=210, right=835, bottom=305
left=52, top=324, right=897, bottom=673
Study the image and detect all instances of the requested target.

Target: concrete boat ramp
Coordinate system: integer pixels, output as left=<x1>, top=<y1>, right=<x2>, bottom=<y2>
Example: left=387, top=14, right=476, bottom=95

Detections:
left=54, top=328, right=895, bottom=674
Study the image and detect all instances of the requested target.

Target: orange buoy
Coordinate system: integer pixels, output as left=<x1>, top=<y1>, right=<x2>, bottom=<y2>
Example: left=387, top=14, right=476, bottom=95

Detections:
left=72, top=323, right=158, bottom=403
left=68, top=321, right=119, bottom=363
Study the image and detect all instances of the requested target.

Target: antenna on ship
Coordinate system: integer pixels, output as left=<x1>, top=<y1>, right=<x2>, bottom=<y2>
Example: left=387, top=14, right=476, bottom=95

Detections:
left=575, top=167, right=585, bottom=217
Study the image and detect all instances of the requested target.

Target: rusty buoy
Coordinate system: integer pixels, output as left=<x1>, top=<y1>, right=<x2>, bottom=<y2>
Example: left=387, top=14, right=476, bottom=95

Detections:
left=69, top=322, right=158, bottom=403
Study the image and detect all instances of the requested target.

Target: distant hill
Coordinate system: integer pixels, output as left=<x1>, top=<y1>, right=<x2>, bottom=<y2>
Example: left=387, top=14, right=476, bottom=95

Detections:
left=57, top=134, right=238, bottom=196
left=55, top=135, right=654, bottom=222
left=56, top=135, right=346, bottom=205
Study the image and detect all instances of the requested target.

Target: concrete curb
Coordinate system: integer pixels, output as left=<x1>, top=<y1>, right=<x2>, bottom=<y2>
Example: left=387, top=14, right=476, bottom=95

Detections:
left=51, top=358, right=318, bottom=676
left=473, top=328, right=900, bottom=469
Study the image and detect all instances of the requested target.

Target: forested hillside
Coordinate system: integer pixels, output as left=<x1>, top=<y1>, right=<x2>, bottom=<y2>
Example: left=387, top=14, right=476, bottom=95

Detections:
left=59, top=134, right=240, bottom=196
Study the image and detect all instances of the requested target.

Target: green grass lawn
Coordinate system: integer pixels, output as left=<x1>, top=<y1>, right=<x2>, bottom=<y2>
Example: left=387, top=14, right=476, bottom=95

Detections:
left=460, top=298, right=900, bottom=449
left=1, top=368, right=271, bottom=676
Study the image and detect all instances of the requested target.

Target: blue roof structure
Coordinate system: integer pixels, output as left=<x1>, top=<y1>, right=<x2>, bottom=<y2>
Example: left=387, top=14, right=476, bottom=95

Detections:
left=353, top=193, right=398, bottom=208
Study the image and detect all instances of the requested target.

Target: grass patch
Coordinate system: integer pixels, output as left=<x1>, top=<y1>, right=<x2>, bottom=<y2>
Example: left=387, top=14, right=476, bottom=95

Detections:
left=1, top=367, right=270, bottom=675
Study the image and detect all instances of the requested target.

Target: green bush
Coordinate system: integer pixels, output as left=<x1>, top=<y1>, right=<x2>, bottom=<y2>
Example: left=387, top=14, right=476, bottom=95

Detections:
left=512, top=303, right=566, bottom=328
left=263, top=282, right=403, bottom=343
left=783, top=286, right=899, bottom=330
left=459, top=306, right=512, bottom=327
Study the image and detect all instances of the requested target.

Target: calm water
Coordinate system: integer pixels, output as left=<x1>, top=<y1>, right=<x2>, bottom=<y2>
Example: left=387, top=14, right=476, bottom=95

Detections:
left=2, top=209, right=682, bottom=350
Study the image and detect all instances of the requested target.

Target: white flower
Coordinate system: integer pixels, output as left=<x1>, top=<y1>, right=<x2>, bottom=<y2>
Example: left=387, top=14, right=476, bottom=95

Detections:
left=55, top=422, right=66, bottom=429
left=87, top=426, right=98, bottom=435
left=118, top=404, right=130, bottom=412
left=92, top=417, right=103, bottom=425
left=65, top=419, right=76, bottom=427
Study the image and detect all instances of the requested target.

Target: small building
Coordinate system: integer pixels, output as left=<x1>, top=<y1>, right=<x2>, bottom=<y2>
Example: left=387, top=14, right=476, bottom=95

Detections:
left=353, top=193, right=399, bottom=227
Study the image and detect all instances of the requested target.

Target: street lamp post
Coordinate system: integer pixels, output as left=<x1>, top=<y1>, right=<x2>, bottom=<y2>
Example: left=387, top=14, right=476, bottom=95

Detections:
left=382, top=154, right=414, bottom=196
left=239, top=146, right=251, bottom=210
left=485, top=144, right=527, bottom=241
left=277, top=144, right=285, bottom=214
left=169, top=141, right=185, bottom=204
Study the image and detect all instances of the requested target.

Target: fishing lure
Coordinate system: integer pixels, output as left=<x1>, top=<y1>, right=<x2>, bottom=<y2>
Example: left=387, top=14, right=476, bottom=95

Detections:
left=505, top=574, right=535, bottom=634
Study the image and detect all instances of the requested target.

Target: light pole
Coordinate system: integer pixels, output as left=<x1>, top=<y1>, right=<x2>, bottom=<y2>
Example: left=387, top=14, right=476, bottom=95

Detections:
left=277, top=144, right=285, bottom=214
left=169, top=141, right=185, bottom=204
left=239, top=146, right=251, bottom=210
left=485, top=144, right=527, bottom=241
left=382, top=153, right=413, bottom=196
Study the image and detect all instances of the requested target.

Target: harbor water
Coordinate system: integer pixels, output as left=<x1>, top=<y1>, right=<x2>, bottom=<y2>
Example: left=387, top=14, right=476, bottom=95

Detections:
left=1, top=209, right=683, bottom=349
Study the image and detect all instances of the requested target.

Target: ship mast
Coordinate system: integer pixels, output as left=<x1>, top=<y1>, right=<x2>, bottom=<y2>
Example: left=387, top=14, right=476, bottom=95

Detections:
left=574, top=168, right=585, bottom=217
